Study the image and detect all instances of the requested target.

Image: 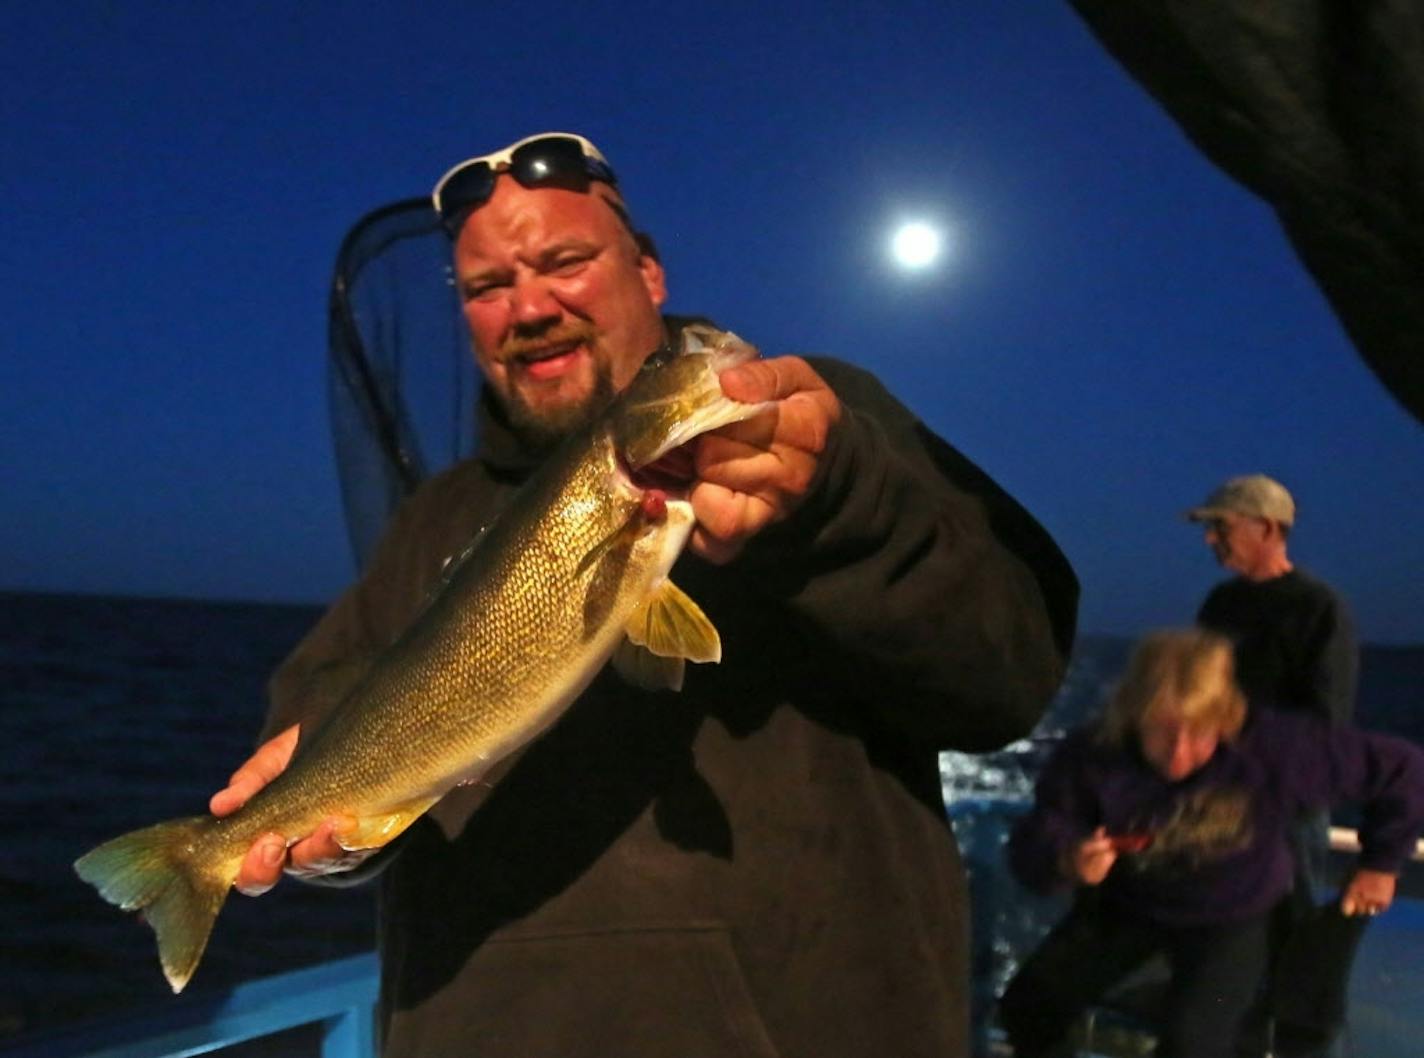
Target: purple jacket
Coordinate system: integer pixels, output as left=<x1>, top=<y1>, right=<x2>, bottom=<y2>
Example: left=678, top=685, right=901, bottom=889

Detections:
left=1010, top=707, right=1424, bottom=925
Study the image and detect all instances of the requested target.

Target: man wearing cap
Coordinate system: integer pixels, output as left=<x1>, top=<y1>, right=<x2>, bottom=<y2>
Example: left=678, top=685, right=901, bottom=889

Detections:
left=209, top=132, right=1077, bottom=1056
left=1187, top=473, right=1357, bottom=725
left=1186, top=473, right=1360, bottom=1057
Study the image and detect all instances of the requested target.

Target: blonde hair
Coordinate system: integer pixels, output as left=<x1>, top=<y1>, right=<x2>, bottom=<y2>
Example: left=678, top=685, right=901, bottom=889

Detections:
left=1101, top=629, right=1247, bottom=747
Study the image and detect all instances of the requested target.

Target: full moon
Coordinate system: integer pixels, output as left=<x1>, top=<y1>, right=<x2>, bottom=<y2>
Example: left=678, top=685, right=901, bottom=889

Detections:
left=890, top=221, right=943, bottom=270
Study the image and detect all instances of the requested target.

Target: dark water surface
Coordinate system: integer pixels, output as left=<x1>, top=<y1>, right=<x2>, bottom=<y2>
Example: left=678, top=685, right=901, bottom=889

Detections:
left=0, top=592, right=374, bottom=1040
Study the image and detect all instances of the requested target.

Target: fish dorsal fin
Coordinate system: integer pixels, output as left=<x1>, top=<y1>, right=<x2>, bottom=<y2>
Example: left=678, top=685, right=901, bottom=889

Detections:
left=625, top=579, right=722, bottom=664
left=611, top=639, right=686, bottom=692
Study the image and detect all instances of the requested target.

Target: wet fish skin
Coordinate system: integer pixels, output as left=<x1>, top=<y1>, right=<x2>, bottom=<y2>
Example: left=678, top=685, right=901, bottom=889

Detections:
left=75, top=325, right=768, bottom=993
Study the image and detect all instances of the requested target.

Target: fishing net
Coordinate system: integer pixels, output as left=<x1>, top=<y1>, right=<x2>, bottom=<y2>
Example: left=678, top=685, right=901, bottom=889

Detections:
left=326, top=198, right=477, bottom=569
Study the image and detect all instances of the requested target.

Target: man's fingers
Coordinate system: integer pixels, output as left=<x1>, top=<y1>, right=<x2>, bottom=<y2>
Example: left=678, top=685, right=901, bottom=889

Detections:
left=711, top=389, right=835, bottom=457
left=719, top=356, right=825, bottom=405
left=681, top=356, right=840, bottom=562
left=289, top=818, right=350, bottom=870
left=687, top=483, right=775, bottom=565
left=286, top=817, right=377, bottom=879
left=232, top=817, right=367, bottom=895
left=696, top=433, right=818, bottom=498
left=689, top=525, right=747, bottom=566
left=210, top=778, right=258, bottom=818
left=234, top=832, right=288, bottom=897
left=718, top=357, right=838, bottom=447
left=251, top=724, right=301, bottom=776
left=209, top=724, right=301, bottom=817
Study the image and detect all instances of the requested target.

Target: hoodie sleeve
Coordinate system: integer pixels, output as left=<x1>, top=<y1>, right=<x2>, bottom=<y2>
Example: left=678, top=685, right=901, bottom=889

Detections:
left=1008, top=730, right=1101, bottom=894
left=736, top=357, right=1078, bottom=752
left=1259, top=709, right=1424, bottom=874
left=1331, top=727, right=1424, bottom=874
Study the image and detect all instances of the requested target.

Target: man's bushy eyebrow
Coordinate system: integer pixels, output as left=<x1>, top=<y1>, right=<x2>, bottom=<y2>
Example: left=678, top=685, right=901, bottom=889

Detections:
left=457, top=237, right=600, bottom=284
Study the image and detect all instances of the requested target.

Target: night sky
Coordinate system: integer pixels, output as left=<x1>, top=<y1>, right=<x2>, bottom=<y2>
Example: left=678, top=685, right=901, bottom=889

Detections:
left=4, top=2, right=1420, bottom=642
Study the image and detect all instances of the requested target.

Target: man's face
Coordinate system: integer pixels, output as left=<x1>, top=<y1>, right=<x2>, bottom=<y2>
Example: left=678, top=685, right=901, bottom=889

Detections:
left=1139, top=712, right=1221, bottom=782
left=1202, top=513, right=1270, bottom=576
left=452, top=176, right=667, bottom=447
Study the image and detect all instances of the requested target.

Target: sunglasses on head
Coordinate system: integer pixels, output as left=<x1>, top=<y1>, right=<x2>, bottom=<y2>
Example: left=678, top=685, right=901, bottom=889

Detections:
left=431, top=132, right=619, bottom=236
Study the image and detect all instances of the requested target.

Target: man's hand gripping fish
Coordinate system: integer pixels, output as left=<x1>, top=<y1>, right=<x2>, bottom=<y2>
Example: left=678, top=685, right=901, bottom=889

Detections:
left=74, top=325, right=771, bottom=993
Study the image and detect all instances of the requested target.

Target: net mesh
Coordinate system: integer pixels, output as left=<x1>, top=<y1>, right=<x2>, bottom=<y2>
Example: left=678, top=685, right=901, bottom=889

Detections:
left=326, top=198, right=476, bottom=569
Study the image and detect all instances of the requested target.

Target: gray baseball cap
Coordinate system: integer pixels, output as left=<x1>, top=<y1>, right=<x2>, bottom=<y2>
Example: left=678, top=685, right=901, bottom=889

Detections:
left=1185, top=474, right=1295, bottom=526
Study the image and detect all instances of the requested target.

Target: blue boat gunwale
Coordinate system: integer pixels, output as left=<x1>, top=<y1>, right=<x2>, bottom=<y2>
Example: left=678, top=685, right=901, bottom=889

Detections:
left=0, top=953, right=377, bottom=1058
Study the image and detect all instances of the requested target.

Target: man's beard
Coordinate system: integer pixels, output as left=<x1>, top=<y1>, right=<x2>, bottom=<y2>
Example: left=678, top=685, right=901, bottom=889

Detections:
left=501, top=359, right=618, bottom=453
left=493, top=321, right=616, bottom=452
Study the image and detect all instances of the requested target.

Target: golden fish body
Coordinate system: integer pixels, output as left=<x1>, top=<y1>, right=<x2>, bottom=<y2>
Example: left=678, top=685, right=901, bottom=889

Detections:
left=75, top=325, right=766, bottom=992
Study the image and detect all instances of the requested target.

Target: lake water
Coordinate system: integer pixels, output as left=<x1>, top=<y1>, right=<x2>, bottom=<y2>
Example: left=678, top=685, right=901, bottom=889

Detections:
left=0, top=592, right=372, bottom=1041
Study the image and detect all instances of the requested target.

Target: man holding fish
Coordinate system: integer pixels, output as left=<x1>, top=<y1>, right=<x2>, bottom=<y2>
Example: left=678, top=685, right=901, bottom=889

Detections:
left=199, top=132, right=1078, bottom=1055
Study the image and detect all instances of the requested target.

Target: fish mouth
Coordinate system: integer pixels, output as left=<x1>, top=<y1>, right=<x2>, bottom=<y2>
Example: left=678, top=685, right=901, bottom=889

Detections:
left=625, top=444, right=696, bottom=495
left=610, top=326, right=772, bottom=483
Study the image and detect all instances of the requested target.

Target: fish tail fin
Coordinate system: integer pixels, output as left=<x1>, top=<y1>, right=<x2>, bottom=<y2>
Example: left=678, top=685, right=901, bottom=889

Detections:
left=74, top=815, right=232, bottom=993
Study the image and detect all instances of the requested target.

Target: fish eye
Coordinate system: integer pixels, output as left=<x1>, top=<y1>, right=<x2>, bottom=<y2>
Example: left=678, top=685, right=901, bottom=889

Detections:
left=640, top=344, right=677, bottom=372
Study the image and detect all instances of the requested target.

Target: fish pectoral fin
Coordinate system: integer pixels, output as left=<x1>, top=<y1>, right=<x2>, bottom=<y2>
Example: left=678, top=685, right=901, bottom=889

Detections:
left=334, top=796, right=441, bottom=851
left=612, top=639, right=687, bottom=691
left=624, top=579, right=722, bottom=664
left=610, top=580, right=721, bottom=692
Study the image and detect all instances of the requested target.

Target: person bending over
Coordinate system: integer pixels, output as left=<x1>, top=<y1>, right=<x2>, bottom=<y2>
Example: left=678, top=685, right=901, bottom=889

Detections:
left=999, top=628, right=1423, bottom=1058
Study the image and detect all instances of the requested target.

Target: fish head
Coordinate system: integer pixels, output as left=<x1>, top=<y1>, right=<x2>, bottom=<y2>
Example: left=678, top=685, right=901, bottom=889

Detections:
left=610, top=325, right=772, bottom=474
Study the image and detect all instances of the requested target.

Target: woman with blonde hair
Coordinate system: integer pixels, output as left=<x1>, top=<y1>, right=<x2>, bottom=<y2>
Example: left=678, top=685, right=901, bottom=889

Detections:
left=999, top=629, right=1424, bottom=1058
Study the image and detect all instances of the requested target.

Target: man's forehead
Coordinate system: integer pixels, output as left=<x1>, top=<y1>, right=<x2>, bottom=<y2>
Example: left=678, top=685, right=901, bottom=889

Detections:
left=454, top=180, right=624, bottom=255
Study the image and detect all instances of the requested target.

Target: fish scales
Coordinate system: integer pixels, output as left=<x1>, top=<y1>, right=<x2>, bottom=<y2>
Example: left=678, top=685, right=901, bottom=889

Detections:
left=210, top=418, right=666, bottom=839
left=283, top=440, right=656, bottom=804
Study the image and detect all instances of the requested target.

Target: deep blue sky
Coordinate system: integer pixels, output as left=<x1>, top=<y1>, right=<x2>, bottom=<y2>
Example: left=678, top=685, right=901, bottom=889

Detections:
left=4, top=3, right=1420, bottom=642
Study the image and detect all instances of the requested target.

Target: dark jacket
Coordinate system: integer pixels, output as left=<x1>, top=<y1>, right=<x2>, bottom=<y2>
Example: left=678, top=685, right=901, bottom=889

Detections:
left=262, top=339, right=1077, bottom=1058
left=1198, top=567, right=1358, bottom=724
left=1009, top=708, right=1424, bottom=926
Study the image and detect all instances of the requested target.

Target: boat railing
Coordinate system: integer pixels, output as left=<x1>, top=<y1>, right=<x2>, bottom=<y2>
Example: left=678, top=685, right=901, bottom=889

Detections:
left=1329, top=826, right=1424, bottom=860
left=0, top=952, right=378, bottom=1058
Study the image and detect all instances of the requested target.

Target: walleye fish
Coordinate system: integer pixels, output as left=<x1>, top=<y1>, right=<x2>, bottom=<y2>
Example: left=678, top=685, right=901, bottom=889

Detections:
left=75, top=324, right=769, bottom=993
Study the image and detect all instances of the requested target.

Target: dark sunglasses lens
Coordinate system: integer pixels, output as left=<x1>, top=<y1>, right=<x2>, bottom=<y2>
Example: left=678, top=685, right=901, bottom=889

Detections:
left=509, top=136, right=592, bottom=191
left=438, top=162, right=496, bottom=229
